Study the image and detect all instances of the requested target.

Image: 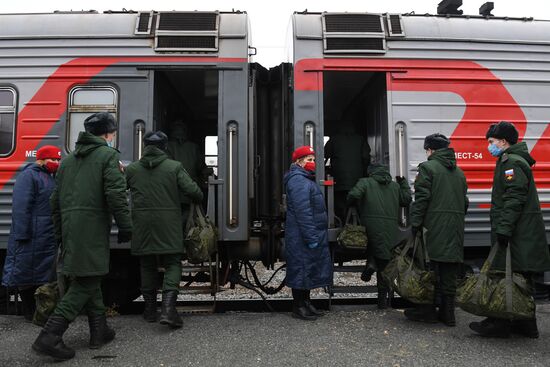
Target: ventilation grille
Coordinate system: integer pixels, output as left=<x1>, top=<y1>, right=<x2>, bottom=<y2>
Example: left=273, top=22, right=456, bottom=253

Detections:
left=156, top=36, right=216, bottom=50
left=322, top=13, right=386, bottom=54
left=324, top=14, right=383, bottom=33
left=154, top=11, right=219, bottom=52
left=387, top=14, right=405, bottom=36
left=157, top=12, right=217, bottom=31
left=135, top=12, right=153, bottom=35
left=325, top=38, right=385, bottom=51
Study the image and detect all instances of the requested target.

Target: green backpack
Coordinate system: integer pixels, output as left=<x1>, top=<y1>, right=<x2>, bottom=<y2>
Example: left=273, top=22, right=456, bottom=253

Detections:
left=184, top=204, right=218, bottom=263
left=33, top=282, right=60, bottom=327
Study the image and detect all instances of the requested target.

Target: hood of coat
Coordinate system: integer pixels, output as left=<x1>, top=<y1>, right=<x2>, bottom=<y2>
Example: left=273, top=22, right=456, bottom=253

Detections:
left=283, top=163, right=314, bottom=186
left=139, top=145, right=168, bottom=169
left=428, top=147, right=457, bottom=170
left=74, top=132, right=109, bottom=157
left=368, top=164, right=392, bottom=185
left=504, top=142, right=536, bottom=166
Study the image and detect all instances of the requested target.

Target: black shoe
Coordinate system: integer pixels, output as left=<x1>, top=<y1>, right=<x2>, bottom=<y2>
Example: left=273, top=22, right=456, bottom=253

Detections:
left=438, top=295, right=456, bottom=327
left=32, top=315, right=75, bottom=361
left=404, top=305, right=438, bottom=324
left=377, top=289, right=388, bottom=310
left=511, top=319, right=539, bottom=339
left=292, top=305, right=318, bottom=321
left=88, top=313, right=116, bottom=349
left=469, top=318, right=511, bottom=338
left=304, top=300, right=324, bottom=316
left=159, top=290, right=183, bottom=328
left=142, top=290, right=158, bottom=323
left=361, top=265, right=376, bottom=283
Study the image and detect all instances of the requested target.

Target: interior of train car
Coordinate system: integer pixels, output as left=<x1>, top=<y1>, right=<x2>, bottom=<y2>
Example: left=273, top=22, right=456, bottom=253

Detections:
left=323, top=71, right=389, bottom=165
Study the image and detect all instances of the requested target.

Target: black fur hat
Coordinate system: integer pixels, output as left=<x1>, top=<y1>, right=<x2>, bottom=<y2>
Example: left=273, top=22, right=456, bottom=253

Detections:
left=423, top=133, right=450, bottom=150
left=485, top=121, right=518, bottom=144
left=84, top=113, right=117, bottom=136
left=143, top=131, right=168, bottom=150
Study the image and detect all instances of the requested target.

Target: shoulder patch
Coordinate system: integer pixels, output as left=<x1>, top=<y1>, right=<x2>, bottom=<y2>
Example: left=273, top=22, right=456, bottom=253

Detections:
left=504, top=168, right=514, bottom=181
left=501, top=153, right=509, bottom=162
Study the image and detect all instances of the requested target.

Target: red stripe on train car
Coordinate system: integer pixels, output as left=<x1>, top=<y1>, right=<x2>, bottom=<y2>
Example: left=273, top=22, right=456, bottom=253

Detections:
left=0, top=56, right=247, bottom=189
left=293, top=58, right=550, bottom=189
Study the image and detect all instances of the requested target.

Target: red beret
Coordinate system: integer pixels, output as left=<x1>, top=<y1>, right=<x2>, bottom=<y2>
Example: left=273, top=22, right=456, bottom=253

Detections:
left=291, top=145, right=315, bottom=162
left=36, top=145, right=61, bottom=160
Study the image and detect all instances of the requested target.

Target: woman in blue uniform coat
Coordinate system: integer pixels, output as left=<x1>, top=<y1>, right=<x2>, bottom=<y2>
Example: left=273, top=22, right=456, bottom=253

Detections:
left=2, top=145, right=61, bottom=320
left=284, top=145, right=333, bottom=320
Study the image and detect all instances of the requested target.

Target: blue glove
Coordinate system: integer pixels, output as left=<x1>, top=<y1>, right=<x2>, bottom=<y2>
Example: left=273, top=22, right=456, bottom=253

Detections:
left=308, top=242, right=319, bottom=249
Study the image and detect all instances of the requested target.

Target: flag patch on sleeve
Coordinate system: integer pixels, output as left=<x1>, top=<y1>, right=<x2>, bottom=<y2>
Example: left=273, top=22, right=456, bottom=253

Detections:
left=505, top=169, right=514, bottom=181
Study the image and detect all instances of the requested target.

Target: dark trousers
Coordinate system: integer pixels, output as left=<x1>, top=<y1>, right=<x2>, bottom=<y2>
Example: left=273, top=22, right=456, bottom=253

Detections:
left=53, top=276, right=105, bottom=321
left=334, top=191, right=348, bottom=225
left=375, top=258, right=390, bottom=290
left=140, top=254, right=182, bottom=292
left=433, top=261, right=459, bottom=296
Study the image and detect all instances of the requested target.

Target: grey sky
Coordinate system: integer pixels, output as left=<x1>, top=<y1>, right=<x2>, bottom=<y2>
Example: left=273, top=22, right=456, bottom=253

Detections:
left=3, top=0, right=549, bottom=66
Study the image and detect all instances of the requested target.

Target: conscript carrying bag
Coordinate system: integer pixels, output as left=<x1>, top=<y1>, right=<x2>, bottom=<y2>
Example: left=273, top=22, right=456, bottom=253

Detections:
left=381, top=232, right=435, bottom=304
left=456, top=243, right=535, bottom=320
left=337, top=207, right=368, bottom=250
left=184, top=204, right=218, bottom=264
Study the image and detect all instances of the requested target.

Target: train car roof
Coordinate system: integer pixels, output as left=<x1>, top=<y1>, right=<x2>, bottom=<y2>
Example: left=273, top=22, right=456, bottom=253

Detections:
left=0, top=11, right=248, bottom=39
left=293, top=12, right=550, bottom=45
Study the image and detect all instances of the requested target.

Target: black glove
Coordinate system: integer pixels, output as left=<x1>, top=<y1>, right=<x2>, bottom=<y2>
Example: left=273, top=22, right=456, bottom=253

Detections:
left=497, top=233, right=510, bottom=248
left=117, top=230, right=132, bottom=243
left=411, top=226, right=420, bottom=237
left=395, top=176, right=406, bottom=183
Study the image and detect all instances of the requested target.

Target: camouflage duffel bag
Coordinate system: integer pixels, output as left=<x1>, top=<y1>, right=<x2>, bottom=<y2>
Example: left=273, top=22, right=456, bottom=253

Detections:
left=184, top=204, right=218, bottom=264
left=456, top=243, right=535, bottom=320
left=33, top=281, right=60, bottom=327
left=337, top=208, right=368, bottom=250
left=382, top=233, right=435, bottom=304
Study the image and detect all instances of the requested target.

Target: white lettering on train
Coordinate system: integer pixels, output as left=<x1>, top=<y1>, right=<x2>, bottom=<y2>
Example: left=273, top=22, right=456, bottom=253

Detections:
left=455, top=152, right=483, bottom=160
left=25, top=150, right=36, bottom=157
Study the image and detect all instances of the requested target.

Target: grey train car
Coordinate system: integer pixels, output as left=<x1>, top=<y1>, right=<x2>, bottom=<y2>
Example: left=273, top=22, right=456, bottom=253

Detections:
left=284, top=11, right=550, bottom=256
left=1, top=9, right=550, bottom=305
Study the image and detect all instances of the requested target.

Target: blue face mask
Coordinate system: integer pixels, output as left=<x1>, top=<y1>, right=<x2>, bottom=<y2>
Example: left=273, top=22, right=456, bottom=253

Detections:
left=488, top=143, right=503, bottom=157
left=106, top=139, right=114, bottom=148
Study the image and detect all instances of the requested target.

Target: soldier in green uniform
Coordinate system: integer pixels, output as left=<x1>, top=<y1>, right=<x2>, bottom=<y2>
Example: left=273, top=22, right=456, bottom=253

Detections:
left=405, top=133, right=468, bottom=326
left=469, top=121, right=550, bottom=338
left=126, top=131, right=203, bottom=329
left=347, top=164, right=412, bottom=309
left=32, top=113, right=132, bottom=360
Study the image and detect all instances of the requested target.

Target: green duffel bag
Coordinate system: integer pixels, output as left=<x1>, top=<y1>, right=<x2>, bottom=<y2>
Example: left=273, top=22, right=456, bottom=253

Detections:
left=33, top=282, right=60, bottom=327
left=184, top=204, right=218, bottom=264
left=456, top=243, right=535, bottom=320
left=382, top=232, right=435, bottom=304
left=337, top=207, right=368, bottom=250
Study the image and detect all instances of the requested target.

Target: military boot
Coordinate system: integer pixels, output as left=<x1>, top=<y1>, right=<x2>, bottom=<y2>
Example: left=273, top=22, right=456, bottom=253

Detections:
left=469, top=318, right=511, bottom=338
left=159, top=290, right=183, bottom=328
left=511, top=319, right=539, bottom=339
left=438, top=295, right=456, bottom=327
left=377, top=288, right=389, bottom=310
left=304, top=290, right=324, bottom=317
left=361, top=257, right=377, bottom=283
left=291, top=289, right=317, bottom=321
left=88, top=313, right=116, bottom=349
left=142, top=290, right=158, bottom=322
left=404, top=305, right=438, bottom=323
left=32, top=315, right=75, bottom=361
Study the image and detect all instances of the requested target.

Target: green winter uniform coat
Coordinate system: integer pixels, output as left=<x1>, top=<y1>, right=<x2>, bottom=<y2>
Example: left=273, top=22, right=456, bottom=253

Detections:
left=166, top=130, right=206, bottom=187
left=51, top=132, right=132, bottom=277
left=126, top=146, right=203, bottom=256
left=410, top=148, right=469, bottom=263
left=346, top=165, right=412, bottom=260
left=490, top=142, right=550, bottom=272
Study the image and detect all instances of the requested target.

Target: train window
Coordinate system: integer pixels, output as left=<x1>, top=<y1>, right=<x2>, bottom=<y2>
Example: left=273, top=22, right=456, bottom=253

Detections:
left=205, top=135, right=218, bottom=176
left=67, top=86, right=118, bottom=151
left=0, top=87, right=16, bottom=156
